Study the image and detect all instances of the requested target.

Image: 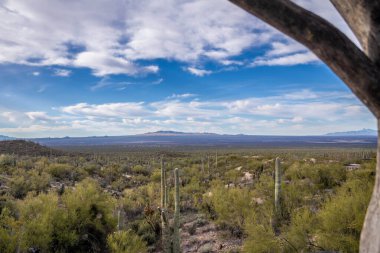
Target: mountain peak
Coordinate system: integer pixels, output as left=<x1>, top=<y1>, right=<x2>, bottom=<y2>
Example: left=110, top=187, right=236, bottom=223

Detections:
left=142, top=130, right=217, bottom=136
left=326, top=129, right=377, bottom=136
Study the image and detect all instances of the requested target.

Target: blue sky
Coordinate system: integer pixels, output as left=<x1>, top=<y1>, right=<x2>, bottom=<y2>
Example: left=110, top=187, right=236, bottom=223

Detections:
left=0, top=0, right=376, bottom=137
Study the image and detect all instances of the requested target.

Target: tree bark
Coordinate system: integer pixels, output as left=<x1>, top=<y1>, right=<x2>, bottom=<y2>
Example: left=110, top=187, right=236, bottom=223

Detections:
left=330, top=0, right=380, bottom=66
left=360, top=120, right=380, bottom=253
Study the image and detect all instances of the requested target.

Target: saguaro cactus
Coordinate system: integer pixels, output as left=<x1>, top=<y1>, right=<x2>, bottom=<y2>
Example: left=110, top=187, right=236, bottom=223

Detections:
left=215, top=151, right=218, bottom=169
left=173, top=168, right=181, bottom=253
left=163, top=162, right=168, bottom=209
left=273, top=157, right=282, bottom=232
left=201, top=157, right=205, bottom=174
left=274, top=157, right=281, bottom=214
left=116, top=209, right=121, bottom=231
left=161, top=157, right=166, bottom=209
left=207, top=155, right=210, bottom=178
left=161, top=157, right=170, bottom=253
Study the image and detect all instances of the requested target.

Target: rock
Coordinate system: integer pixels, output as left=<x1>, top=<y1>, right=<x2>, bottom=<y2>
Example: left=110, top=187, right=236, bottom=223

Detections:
left=198, top=242, right=214, bottom=253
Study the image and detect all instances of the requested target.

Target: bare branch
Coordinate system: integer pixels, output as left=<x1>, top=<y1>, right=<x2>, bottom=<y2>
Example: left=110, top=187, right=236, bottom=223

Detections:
left=229, top=0, right=380, bottom=118
left=330, top=0, right=380, bottom=65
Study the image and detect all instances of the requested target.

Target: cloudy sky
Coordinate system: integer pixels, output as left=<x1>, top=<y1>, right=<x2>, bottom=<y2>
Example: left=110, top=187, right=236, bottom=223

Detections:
left=0, top=0, right=375, bottom=137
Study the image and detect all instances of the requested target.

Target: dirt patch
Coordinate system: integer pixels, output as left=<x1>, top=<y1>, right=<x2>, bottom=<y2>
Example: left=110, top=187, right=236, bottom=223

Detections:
left=181, top=212, right=242, bottom=253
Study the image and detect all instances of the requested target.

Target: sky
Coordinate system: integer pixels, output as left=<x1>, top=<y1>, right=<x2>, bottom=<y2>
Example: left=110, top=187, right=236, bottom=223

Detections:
left=0, top=0, right=376, bottom=138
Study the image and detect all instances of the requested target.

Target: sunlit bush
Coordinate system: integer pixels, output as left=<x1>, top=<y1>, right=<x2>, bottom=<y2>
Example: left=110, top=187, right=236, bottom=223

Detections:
left=107, top=230, right=147, bottom=253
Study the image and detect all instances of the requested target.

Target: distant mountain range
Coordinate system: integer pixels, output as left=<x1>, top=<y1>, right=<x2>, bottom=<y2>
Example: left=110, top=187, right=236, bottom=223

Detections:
left=145, top=130, right=378, bottom=137
left=141, top=131, right=217, bottom=136
left=0, top=130, right=376, bottom=148
left=0, top=135, right=15, bottom=141
left=0, top=140, right=65, bottom=156
left=27, top=130, right=376, bottom=148
left=325, top=129, right=377, bottom=136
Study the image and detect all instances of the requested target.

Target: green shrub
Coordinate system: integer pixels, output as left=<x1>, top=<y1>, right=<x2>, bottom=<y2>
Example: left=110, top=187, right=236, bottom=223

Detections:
left=17, top=179, right=116, bottom=252
left=47, top=163, right=73, bottom=180
left=315, top=177, right=373, bottom=253
left=131, top=165, right=150, bottom=176
left=107, top=230, right=147, bottom=253
left=208, top=180, right=252, bottom=237
left=0, top=207, right=19, bottom=253
left=0, top=154, right=16, bottom=167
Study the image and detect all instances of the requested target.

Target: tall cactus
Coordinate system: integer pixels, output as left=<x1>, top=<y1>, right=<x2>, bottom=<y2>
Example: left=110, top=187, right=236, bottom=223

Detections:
left=173, top=168, right=181, bottom=253
left=163, top=161, right=168, bottom=209
left=116, top=209, right=121, bottom=231
left=161, top=157, right=170, bottom=253
left=161, top=157, right=166, bottom=209
left=273, top=157, right=282, bottom=232
left=201, top=157, right=205, bottom=174
left=207, top=155, right=210, bottom=179
left=215, top=151, right=218, bottom=169
left=274, top=157, right=281, bottom=213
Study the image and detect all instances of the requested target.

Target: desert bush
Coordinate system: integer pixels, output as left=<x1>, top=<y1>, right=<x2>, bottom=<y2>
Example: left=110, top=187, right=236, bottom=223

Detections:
left=243, top=222, right=280, bottom=253
left=47, top=163, right=73, bottom=180
left=107, top=230, right=147, bottom=253
left=17, top=179, right=116, bottom=252
left=315, top=177, right=373, bottom=253
left=82, top=163, right=100, bottom=176
left=285, top=162, right=346, bottom=189
left=131, top=165, right=150, bottom=176
left=0, top=207, right=19, bottom=253
left=208, top=180, right=252, bottom=237
left=0, top=154, right=16, bottom=167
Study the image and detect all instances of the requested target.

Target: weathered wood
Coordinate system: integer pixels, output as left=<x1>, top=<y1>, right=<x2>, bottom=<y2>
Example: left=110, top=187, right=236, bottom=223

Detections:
left=360, top=120, right=380, bottom=253
left=228, top=0, right=380, bottom=118
left=330, top=0, right=380, bottom=66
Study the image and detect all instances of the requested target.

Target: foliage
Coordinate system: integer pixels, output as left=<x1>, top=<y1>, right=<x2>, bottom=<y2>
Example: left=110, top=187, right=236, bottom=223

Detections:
left=0, top=145, right=376, bottom=252
left=208, top=180, right=252, bottom=237
left=16, top=179, right=116, bottom=252
left=107, top=230, right=147, bottom=253
left=315, top=176, right=373, bottom=252
left=0, top=207, right=19, bottom=253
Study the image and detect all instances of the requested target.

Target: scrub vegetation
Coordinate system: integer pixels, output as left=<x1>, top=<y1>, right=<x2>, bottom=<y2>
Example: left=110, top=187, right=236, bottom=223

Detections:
left=0, top=140, right=375, bottom=252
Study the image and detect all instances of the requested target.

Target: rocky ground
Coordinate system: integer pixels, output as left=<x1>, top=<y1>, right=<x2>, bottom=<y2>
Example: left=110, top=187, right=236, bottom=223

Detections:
left=180, top=212, right=242, bottom=253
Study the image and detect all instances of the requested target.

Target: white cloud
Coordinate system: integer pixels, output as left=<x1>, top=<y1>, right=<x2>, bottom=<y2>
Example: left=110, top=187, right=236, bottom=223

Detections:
left=32, top=71, right=40, bottom=76
left=168, top=93, right=197, bottom=99
left=90, top=77, right=134, bottom=91
left=0, top=90, right=358, bottom=136
left=37, top=85, right=48, bottom=93
left=0, top=0, right=358, bottom=75
left=3, top=88, right=370, bottom=137
left=291, top=116, right=304, bottom=123
left=60, top=102, right=149, bottom=117
left=25, top=111, right=56, bottom=122
left=0, top=92, right=375, bottom=137
left=186, top=67, right=213, bottom=77
left=283, top=89, right=319, bottom=100
left=266, top=42, right=306, bottom=57
left=220, top=60, right=244, bottom=66
left=74, top=51, right=159, bottom=76
left=252, top=52, right=319, bottom=66
left=53, top=68, right=72, bottom=77
left=0, top=0, right=270, bottom=75
left=151, top=99, right=216, bottom=118
left=1, top=112, right=18, bottom=123
left=152, top=78, right=164, bottom=85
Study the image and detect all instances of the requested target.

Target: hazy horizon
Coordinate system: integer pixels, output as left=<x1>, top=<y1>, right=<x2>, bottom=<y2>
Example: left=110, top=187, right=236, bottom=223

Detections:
left=0, top=128, right=376, bottom=140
